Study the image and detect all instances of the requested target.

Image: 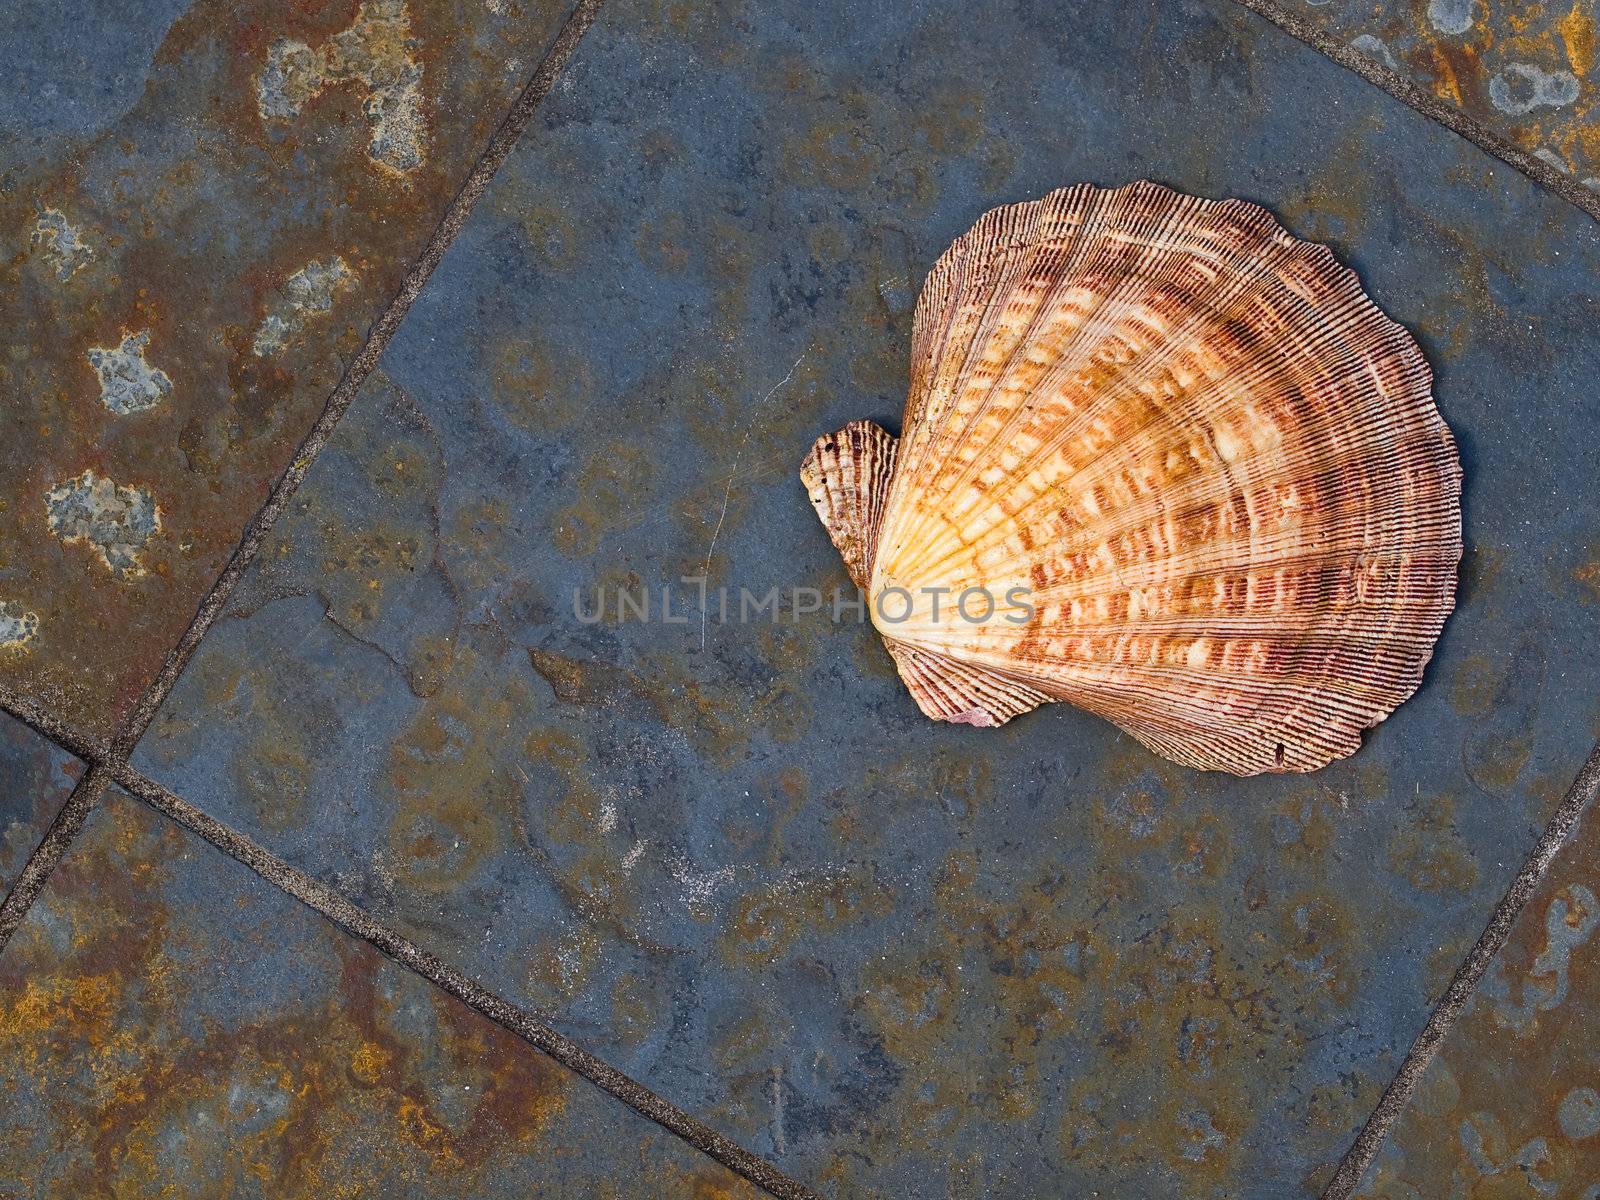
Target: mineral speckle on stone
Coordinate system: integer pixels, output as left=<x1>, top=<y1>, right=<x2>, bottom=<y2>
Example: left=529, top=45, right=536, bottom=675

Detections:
left=44, top=470, right=162, bottom=580
left=0, top=602, right=39, bottom=650
left=30, top=210, right=92, bottom=281
left=252, top=256, right=356, bottom=356
left=86, top=330, right=172, bottom=416
left=257, top=0, right=427, bottom=175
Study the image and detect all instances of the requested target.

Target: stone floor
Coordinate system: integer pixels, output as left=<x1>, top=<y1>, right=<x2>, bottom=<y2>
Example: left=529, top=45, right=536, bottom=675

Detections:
left=2, top=1, right=1598, bottom=1197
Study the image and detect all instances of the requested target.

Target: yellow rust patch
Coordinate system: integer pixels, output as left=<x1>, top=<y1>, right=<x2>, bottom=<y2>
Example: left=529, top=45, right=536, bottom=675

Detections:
left=0, top=795, right=685, bottom=1197
left=383, top=645, right=532, bottom=893
left=1560, top=1, right=1598, bottom=73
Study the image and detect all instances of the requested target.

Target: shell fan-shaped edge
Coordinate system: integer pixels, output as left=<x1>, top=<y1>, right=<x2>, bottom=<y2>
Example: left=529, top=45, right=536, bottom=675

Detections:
left=803, top=181, right=1462, bottom=776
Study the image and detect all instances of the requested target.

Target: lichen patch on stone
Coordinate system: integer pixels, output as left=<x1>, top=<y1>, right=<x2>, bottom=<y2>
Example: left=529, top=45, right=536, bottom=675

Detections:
left=258, top=39, right=328, bottom=119
left=252, top=256, right=356, bottom=356
left=0, top=601, right=39, bottom=650
left=256, top=0, right=427, bottom=175
left=1488, top=62, right=1581, bottom=116
left=44, top=470, right=162, bottom=580
left=86, top=330, right=172, bottom=415
left=31, top=210, right=92, bottom=281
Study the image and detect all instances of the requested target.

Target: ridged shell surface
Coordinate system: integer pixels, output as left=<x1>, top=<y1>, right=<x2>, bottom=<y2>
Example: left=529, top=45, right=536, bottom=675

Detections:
left=802, top=181, right=1462, bottom=775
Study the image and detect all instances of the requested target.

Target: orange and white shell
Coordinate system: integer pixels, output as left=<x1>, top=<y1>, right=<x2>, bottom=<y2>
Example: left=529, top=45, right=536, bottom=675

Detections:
left=802, top=181, right=1461, bottom=775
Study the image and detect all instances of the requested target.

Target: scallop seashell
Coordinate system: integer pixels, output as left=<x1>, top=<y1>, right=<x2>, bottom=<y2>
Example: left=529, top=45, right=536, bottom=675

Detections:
left=802, top=181, right=1461, bottom=775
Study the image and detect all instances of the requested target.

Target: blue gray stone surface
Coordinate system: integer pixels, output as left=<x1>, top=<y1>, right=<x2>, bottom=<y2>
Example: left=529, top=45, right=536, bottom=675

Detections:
left=1355, top=782, right=1600, bottom=1197
left=90, top=0, right=1600, bottom=1195
left=0, top=711, right=80, bottom=897
left=0, top=786, right=765, bottom=1199
left=0, top=0, right=191, bottom=138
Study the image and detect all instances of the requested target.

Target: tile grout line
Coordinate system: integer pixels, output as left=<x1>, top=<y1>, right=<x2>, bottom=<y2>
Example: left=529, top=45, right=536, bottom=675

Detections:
left=0, top=684, right=109, bottom=764
left=110, top=763, right=820, bottom=1200
left=0, top=765, right=108, bottom=953
left=1226, top=0, right=1600, bottom=225
left=112, top=0, right=606, bottom=759
left=1320, top=738, right=1600, bottom=1197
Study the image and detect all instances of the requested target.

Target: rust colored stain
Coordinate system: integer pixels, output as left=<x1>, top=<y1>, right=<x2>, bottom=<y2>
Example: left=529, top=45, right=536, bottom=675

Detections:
left=0, top=0, right=577, bottom=738
left=0, top=788, right=766, bottom=1199
left=1293, top=0, right=1600, bottom=190
left=1356, top=787, right=1600, bottom=1196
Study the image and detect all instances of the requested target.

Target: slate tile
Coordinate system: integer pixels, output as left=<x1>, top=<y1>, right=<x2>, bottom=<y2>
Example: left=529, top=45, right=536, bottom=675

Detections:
left=136, top=0, right=1600, bottom=1194
left=0, top=0, right=579, bottom=738
left=0, top=711, right=80, bottom=897
left=1354, top=787, right=1600, bottom=1197
left=1284, top=0, right=1600, bottom=191
left=0, top=787, right=766, bottom=1199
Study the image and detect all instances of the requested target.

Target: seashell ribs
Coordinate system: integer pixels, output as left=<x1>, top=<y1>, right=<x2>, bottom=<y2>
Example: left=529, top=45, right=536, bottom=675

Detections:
left=801, top=181, right=1462, bottom=776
